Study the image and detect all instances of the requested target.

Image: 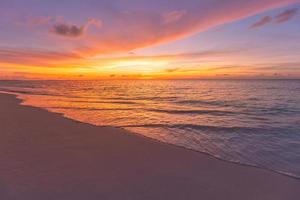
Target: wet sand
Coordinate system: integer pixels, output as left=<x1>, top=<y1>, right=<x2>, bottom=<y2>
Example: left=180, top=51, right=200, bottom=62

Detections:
left=0, top=93, right=299, bottom=200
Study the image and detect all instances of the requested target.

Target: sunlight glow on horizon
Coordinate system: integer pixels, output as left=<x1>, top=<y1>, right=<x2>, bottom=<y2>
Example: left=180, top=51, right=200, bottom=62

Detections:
left=0, top=0, right=299, bottom=80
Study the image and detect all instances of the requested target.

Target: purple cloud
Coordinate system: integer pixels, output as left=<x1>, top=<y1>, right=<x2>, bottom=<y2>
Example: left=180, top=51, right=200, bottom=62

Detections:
left=17, top=16, right=54, bottom=27
left=274, top=8, right=298, bottom=23
left=0, top=0, right=298, bottom=60
left=249, top=7, right=298, bottom=29
left=249, top=16, right=272, bottom=29
left=51, top=23, right=84, bottom=38
left=50, top=18, right=102, bottom=38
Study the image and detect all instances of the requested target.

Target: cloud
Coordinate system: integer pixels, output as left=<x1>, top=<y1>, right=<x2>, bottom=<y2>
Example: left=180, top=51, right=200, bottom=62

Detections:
left=274, top=8, right=298, bottom=23
left=51, top=23, right=84, bottom=38
left=249, top=7, right=298, bottom=29
left=50, top=18, right=102, bottom=38
left=165, top=68, right=180, bottom=73
left=102, top=49, right=242, bottom=62
left=17, top=16, right=102, bottom=39
left=254, top=62, right=300, bottom=70
left=17, top=16, right=54, bottom=27
left=163, top=10, right=187, bottom=24
left=0, top=47, right=82, bottom=67
left=1, top=0, right=298, bottom=65
left=249, top=16, right=272, bottom=29
left=76, top=0, right=298, bottom=55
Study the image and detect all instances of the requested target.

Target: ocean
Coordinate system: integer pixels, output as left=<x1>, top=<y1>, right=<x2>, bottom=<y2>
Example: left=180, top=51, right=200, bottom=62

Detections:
left=0, top=79, right=300, bottom=178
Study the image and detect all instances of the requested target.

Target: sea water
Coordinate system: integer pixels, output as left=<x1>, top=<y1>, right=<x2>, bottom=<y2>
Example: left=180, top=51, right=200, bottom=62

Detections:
left=1, top=79, right=300, bottom=178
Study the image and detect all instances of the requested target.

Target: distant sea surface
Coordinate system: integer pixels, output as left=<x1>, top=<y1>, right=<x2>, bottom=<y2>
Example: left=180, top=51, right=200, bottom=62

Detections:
left=1, top=80, right=300, bottom=178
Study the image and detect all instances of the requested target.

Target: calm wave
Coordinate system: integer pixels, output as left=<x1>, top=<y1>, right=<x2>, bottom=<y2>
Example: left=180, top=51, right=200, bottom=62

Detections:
left=1, top=80, right=300, bottom=178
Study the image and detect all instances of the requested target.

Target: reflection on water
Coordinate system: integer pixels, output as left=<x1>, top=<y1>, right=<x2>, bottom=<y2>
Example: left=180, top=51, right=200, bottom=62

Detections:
left=1, top=80, right=300, bottom=177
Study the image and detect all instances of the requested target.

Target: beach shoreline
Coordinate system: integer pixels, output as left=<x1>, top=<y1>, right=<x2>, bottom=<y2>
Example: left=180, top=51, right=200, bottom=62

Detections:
left=5, top=90, right=300, bottom=180
left=2, top=91, right=300, bottom=181
left=0, top=92, right=299, bottom=200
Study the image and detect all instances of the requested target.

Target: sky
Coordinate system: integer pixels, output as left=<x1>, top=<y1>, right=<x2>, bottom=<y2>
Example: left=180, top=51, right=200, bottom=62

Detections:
left=0, top=0, right=300, bottom=79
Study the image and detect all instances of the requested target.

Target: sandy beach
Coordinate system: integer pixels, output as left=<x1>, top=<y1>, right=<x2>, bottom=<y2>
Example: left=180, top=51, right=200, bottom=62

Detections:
left=0, top=92, right=299, bottom=200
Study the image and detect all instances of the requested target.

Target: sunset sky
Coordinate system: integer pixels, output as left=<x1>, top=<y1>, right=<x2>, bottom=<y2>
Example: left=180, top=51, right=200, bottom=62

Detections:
left=0, top=0, right=300, bottom=79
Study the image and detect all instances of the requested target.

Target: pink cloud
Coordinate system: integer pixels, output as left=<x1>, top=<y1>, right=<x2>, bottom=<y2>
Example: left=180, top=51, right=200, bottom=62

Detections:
left=78, top=0, right=298, bottom=56
left=16, top=16, right=59, bottom=27
left=2, top=0, right=299, bottom=65
left=0, top=47, right=82, bottom=67
left=25, top=16, right=53, bottom=26
left=163, top=10, right=187, bottom=24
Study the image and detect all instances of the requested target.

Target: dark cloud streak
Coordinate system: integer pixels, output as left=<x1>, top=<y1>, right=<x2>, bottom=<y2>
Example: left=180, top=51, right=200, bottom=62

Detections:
left=52, top=23, right=84, bottom=38
left=50, top=18, right=102, bottom=38
left=274, top=8, right=298, bottom=23
left=249, top=16, right=272, bottom=29
left=249, top=8, right=298, bottom=29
